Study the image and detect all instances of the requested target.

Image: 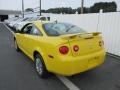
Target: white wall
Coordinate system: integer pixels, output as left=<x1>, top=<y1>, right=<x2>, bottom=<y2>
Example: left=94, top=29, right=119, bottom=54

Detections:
left=50, top=12, right=120, bottom=56
left=51, top=14, right=99, bottom=32
left=98, top=12, right=120, bottom=56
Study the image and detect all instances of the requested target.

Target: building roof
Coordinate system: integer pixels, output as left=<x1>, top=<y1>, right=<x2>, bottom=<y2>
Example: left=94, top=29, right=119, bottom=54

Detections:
left=0, top=10, right=21, bottom=15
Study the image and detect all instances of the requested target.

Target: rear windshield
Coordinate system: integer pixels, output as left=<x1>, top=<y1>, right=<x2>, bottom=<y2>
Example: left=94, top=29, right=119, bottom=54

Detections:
left=43, top=23, right=86, bottom=36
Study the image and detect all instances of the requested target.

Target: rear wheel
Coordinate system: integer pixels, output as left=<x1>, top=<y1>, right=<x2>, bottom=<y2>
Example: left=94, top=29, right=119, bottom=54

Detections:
left=14, top=39, right=20, bottom=52
left=35, top=54, right=49, bottom=78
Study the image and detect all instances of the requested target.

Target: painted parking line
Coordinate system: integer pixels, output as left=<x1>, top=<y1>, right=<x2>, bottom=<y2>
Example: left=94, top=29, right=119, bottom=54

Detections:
left=56, top=75, right=80, bottom=90
left=3, top=23, right=81, bottom=90
left=3, top=23, right=14, bottom=35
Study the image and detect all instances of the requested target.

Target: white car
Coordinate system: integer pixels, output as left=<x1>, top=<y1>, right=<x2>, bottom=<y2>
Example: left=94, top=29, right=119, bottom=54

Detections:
left=13, top=17, right=37, bottom=30
left=36, top=16, right=50, bottom=21
left=15, top=21, right=33, bottom=32
left=14, top=16, right=50, bottom=32
left=9, top=17, right=29, bottom=28
left=4, top=17, right=19, bottom=25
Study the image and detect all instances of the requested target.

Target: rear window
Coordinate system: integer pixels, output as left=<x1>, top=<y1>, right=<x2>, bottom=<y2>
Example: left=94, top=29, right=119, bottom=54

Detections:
left=43, top=23, right=86, bottom=36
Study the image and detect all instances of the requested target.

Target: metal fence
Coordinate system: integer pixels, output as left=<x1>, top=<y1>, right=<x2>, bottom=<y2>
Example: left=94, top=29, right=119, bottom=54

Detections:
left=50, top=12, right=120, bottom=56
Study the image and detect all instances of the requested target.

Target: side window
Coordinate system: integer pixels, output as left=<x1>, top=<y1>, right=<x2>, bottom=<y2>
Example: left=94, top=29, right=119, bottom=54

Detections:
left=23, top=25, right=32, bottom=34
left=40, top=17, right=46, bottom=21
left=21, top=24, right=42, bottom=36
left=30, top=27, right=42, bottom=36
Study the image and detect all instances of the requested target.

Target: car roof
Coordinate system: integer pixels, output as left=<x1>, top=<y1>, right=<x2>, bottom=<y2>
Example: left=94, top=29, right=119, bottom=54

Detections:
left=17, top=20, right=56, bottom=30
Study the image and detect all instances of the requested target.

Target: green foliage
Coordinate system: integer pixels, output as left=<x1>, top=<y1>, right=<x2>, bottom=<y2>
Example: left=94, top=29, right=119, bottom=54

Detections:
left=41, top=1, right=117, bottom=14
left=25, top=8, right=34, bottom=12
left=44, top=7, right=76, bottom=14
left=76, top=7, right=90, bottom=14
left=90, top=2, right=117, bottom=13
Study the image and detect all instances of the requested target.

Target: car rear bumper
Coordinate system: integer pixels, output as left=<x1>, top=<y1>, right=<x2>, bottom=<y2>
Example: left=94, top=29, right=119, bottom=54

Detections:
left=47, top=49, right=106, bottom=76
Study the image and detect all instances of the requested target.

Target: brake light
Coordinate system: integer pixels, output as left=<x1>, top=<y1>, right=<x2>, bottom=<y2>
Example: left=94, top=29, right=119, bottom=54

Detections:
left=99, top=40, right=104, bottom=47
left=59, top=46, right=69, bottom=55
left=73, top=45, right=79, bottom=52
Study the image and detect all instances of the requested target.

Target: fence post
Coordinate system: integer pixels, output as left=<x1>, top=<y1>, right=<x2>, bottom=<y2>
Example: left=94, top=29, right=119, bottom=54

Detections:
left=96, top=9, right=103, bottom=32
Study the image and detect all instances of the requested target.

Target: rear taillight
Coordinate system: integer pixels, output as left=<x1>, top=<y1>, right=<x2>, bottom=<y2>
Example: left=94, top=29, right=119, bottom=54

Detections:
left=73, top=45, right=79, bottom=52
left=59, top=46, right=69, bottom=55
left=99, top=40, right=104, bottom=47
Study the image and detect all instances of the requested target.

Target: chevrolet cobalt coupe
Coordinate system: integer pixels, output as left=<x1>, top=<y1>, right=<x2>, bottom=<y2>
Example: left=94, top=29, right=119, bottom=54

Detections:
left=14, top=21, right=106, bottom=78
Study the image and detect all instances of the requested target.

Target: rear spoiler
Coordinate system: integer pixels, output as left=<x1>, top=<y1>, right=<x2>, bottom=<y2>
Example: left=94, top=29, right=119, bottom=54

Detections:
left=61, top=32, right=101, bottom=39
left=87, top=32, right=101, bottom=36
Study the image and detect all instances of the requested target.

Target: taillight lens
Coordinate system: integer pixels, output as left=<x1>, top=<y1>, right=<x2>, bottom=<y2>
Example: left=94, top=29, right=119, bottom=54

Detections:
left=59, top=46, right=69, bottom=55
left=73, top=45, right=79, bottom=52
left=99, top=40, right=104, bottom=47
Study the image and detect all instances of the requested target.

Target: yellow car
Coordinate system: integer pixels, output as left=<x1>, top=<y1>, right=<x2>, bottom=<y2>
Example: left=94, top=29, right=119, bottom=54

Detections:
left=14, top=21, right=106, bottom=78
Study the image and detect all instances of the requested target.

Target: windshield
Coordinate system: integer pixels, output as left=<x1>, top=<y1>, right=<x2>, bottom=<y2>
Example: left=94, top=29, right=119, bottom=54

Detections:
left=43, top=23, right=86, bottom=36
left=22, top=18, right=29, bottom=21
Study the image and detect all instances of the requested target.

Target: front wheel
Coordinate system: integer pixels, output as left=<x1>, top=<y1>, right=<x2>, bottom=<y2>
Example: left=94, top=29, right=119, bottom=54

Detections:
left=35, top=54, right=49, bottom=78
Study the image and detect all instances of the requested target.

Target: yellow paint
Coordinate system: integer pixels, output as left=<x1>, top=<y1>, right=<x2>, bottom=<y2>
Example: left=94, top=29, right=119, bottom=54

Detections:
left=15, top=21, right=106, bottom=76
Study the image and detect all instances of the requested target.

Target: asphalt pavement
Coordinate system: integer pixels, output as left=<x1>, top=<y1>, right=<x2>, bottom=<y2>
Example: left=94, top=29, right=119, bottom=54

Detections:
left=0, top=23, right=120, bottom=90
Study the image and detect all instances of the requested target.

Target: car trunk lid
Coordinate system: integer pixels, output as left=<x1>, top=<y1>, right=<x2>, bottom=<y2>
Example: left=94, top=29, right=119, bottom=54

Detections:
left=60, top=32, right=103, bottom=56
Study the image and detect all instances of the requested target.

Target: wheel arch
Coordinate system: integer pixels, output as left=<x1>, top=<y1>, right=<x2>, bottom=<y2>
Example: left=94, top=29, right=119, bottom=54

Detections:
left=33, top=51, right=40, bottom=60
left=33, top=50, right=49, bottom=70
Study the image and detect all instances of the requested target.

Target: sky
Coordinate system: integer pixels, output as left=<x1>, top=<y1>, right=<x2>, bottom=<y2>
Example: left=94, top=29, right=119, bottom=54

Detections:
left=0, top=0, right=120, bottom=11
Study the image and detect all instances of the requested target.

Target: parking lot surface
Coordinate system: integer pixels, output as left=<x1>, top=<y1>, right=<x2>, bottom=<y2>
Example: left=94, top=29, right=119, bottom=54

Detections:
left=0, top=23, right=120, bottom=90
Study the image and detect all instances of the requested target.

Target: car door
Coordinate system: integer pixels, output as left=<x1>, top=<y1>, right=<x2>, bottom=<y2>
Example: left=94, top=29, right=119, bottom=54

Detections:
left=22, top=24, right=42, bottom=58
left=17, top=24, right=33, bottom=55
left=15, top=32, right=24, bottom=50
left=15, top=23, right=30, bottom=51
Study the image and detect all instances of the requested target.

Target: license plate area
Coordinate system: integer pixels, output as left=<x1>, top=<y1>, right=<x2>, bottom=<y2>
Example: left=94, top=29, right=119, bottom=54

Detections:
left=88, top=56, right=100, bottom=66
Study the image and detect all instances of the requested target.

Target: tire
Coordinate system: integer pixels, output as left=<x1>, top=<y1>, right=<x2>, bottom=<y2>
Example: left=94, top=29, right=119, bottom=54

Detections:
left=14, top=39, right=20, bottom=52
left=35, top=54, right=49, bottom=78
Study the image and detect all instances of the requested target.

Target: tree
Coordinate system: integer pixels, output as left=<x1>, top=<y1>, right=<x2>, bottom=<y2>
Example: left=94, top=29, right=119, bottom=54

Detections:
left=25, top=8, right=34, bottom=12
left=43, top=7, right=77, bottom=14
left=41, top=1, right=117, bottom=14
left=77, top=7, right=89, bottom=14
left=41, top=9, right=46, bottom=13
left=90, top=2, right=117, bottom=13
